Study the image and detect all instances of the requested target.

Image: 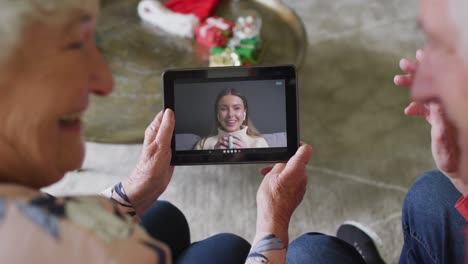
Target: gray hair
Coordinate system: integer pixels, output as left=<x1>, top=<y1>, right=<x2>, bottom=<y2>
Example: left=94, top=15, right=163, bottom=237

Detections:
left=449, top=0, right=468, bottom=59
left=0, top=0, right=98, bottom=67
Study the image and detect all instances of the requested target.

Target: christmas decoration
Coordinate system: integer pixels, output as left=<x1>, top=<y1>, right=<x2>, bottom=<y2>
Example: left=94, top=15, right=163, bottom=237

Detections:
left=137, top=0, right=220, bottom=38
left=209, top=48, right=242, bottom=67
left=233, top=13, right=262, bottom=40
left=196, top=17, right=235, bottom=48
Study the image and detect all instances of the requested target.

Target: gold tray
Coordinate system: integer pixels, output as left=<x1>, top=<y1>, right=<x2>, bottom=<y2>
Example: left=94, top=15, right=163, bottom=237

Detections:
left=85, top=0, right=308, bottom=143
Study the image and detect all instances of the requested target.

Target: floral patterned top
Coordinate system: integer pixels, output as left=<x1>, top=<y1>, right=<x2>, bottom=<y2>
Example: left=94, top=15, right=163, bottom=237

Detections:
left=0, top=183, right=171, bottom=263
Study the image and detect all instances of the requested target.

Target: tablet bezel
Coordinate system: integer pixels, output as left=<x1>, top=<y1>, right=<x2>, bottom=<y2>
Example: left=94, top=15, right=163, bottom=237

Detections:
left=163, top=65, right=299, bottom=165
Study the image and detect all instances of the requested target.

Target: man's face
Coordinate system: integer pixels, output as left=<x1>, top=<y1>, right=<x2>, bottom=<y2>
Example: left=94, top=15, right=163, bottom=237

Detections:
left=413, top=0, right=468, bottom=176
left=413, top=0, right=468, bottom=133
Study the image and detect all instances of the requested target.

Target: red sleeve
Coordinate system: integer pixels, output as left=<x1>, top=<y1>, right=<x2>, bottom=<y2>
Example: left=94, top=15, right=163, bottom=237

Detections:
left=455, top=195, right=468, bottom=221
left=455, top=196, right=468, bottom=264
left=465, top=228, right=468, bottom=264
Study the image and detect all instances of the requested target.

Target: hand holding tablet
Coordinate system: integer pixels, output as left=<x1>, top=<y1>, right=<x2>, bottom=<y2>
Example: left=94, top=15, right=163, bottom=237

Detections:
left=163, top=65, right=299, bottom=165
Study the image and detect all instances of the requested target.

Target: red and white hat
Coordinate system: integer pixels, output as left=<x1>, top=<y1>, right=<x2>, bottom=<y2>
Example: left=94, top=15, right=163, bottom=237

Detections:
left=138, top=0, right=220, bottom=38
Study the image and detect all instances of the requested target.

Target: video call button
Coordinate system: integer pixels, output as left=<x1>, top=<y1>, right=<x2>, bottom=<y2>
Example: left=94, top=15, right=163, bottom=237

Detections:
left=220, top=149, right=242, bottom=154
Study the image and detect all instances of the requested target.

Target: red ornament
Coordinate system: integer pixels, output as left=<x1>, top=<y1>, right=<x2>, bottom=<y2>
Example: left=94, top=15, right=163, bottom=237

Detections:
left=195, top=17, right=234, bottom=48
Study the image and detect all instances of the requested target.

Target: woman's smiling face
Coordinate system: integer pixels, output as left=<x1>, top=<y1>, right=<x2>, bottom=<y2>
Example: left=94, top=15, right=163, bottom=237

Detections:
left=217, top=95, right=245, bottom=132
left=0, top=7, right=113, bottom=188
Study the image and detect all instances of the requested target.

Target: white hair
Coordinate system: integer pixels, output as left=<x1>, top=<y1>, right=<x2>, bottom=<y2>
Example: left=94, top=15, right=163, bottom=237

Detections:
left=449, top=0, right=468, bottom=60
left=0, top=0, right=98, bottom=67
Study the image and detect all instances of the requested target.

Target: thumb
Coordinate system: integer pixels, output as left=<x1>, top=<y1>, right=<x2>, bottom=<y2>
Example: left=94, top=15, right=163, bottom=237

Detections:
left=144, top=111, right=164, bottom=145
left=427, top=102, right=445, bottom=126
left=155, top=109, right=175, bottom=150
left=279, top=144, right=313, bottom=181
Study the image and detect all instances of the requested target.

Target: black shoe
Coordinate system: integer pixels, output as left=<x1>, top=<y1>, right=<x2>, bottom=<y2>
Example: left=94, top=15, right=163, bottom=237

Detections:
left=336, top=221, right=386, bottom=264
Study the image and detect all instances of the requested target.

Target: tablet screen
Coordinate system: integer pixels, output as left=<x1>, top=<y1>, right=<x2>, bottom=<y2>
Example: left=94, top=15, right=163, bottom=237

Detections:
left=175, top=79, right=287, bottom=152
left=164, top=65, right=298, bottom=165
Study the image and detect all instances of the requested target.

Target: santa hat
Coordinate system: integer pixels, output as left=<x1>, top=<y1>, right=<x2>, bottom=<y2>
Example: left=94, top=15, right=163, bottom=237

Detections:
left=138, top=0, right=220, bottom=38
left=164, top=0, right=220, bottom=21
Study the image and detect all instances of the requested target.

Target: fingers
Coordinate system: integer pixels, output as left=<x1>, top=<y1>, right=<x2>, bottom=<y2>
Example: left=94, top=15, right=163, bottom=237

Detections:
left=400, top=58, right=418, bottom=74
left=217, top=137, right=229, bottom=149
left=215, top=142, right=227, bottom=149
left=404, top=102, right=426, bottom=116
left=144, top=111, right=164, bottom=145
left=231, top=136, right=244, bottom=147
left=154, top=109, right=175, bottom=150
left=260, top=164, right=275, bottom=176
left=394, top=55, right=420, bottom=88
left=218, top=135, right=245, bottom=149
left=279, top=144, right=313, bottom=180
left=269, top=163, right=287, bottom=175
left=416, top=49, right=424, bottom=62
left=394, top=74, right=413, bottom=87
left=233, top=142, right=243, bottom=148
left=232, top=138, right=245, bottom=148
left=262, top=144, right=313, bottom=177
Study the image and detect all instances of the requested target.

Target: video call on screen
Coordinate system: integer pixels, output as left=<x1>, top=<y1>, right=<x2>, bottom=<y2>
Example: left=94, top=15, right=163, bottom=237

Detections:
left=174, top=79, right=288, bottom=151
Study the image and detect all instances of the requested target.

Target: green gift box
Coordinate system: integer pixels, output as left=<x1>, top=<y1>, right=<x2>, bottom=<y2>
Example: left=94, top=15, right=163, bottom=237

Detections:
left=211, top=46, right=226, bottom=55
left=210, top=38, right=261, bottom=65
left=234, top=38, right=260, bottom=64
left=235, top=47, right=258, bottom=64
left=238, top=38, right=259, bottom=49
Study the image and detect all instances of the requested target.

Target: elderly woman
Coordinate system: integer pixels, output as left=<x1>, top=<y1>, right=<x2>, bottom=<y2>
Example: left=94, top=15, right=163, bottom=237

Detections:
left=0, top=1, right=252, bottom=262
left=0, top=1, right=362, bottom=264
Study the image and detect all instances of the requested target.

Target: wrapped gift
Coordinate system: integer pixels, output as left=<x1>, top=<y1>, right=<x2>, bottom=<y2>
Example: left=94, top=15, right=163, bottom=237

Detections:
left=196, top=16, right=234, bottom=48
left=227, top=38, right=261, bottom=65
left=236, top=47, right=258, bottom=64
left=211, top=46, right=226, bottom=55
left=209, top=48, right=241, bottom=67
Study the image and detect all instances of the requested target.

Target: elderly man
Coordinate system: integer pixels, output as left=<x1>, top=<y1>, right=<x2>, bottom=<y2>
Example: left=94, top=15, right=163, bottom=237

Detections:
left=396, top=0, right=468, bottom=262
left=337, top=0, right=468, bottom=263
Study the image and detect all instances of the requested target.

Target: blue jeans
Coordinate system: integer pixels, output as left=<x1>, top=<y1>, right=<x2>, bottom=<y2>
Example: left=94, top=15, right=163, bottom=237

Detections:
left=400, top=170, right=467, bottom=263
left=141, top=201, right=364, bottom=263
left=141, top=201, right=251, bottom=264
left=287, top=233, right=365, bottom=264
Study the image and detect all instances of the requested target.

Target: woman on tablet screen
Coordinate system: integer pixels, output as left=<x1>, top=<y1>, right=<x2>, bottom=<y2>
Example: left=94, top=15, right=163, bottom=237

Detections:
left=195, top=88, right=269, bottom=150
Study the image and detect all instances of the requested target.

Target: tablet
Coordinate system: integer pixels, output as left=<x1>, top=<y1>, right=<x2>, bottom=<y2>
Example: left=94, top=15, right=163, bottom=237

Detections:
left=163, top=65, right=299, bottom=165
